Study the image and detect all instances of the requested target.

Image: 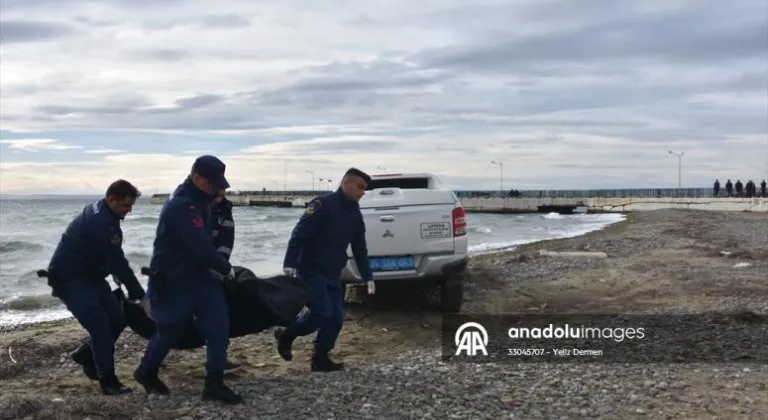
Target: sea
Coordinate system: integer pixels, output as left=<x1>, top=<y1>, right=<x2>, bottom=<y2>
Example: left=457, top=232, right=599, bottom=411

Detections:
left=0, top=198, right=625, bottom=326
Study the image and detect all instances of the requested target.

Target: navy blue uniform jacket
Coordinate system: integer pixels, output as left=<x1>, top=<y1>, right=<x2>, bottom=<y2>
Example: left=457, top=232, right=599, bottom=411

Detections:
left=149, top=179, right=232, bottom=285
left=211, top=197, right=235, bottom=261
left=283, top=189, right=373, bottom=281
left=48, top=198, right=145, bottom=300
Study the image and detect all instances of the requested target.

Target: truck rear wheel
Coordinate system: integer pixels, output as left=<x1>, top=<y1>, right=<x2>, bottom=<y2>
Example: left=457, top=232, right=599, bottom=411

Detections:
left=440, top=274, right=465, bottom=313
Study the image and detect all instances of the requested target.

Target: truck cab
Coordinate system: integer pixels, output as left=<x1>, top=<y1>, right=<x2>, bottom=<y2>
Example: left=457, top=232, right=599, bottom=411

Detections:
left=340, top=172, right=469, bottom=313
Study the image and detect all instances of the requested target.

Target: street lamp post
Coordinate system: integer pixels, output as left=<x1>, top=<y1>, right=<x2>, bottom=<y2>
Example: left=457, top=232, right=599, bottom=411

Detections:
left=306, top=170, right=316, bottom=191
left=491, top=160, right=503, bottom=195
left=668, top=150, right=683, bottom=189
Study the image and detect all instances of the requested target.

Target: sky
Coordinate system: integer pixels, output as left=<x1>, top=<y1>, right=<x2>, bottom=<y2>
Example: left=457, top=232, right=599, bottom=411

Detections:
left=1, top=0, right=766, bottom=195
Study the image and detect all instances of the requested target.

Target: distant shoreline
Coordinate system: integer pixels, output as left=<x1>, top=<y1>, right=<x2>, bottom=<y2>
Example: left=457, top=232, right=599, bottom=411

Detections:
left=1, top=194, right=152, bottom=202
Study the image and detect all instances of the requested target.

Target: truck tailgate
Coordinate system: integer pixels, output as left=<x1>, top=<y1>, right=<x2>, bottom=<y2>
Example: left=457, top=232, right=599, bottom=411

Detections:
left=355, top=189, right=458, bottom=270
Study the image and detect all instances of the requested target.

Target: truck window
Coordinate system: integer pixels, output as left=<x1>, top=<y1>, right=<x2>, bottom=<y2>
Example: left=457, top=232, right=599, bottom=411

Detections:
left=366, top=177, right=430, bottom=190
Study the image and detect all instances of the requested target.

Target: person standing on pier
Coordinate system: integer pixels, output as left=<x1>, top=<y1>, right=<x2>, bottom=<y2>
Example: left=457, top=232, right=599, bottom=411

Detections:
left=761, top=180, right=767, bottom=197
left=725, top=179, right=733, bottom=197
left=745, top=180, right=756, bottom=198
left=713, top=179, right=720, bottom=197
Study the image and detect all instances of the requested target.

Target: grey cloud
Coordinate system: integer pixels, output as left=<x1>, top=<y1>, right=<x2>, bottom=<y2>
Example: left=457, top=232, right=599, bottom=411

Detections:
left=410, top=1, right=767, bottom=73
left=33, top=93, right=227, bottom=121
left=250, top=60, right=451, bottom=111
left=125, top=49, right=193, bottom=61
left=280, top=140, right=391, bottom=154
left=125, top=46, right=314, bottom=63
left=138, top=14, right=252, bottom=31
left=173, top=94, right=226, bottom=109
left=280, top=60, right=448, bottom=92
left=720, top=71, right=768, bottom=92
left=2, top=0, right=185, bottom=9
left=35, top=104, right=135, bottom=116
left=0, top=20, right=75, bottom=43
left=195, top=14, right=251, bottom=28
left=8, top=0, right=765, bottom=187
left=33, top=96, right=153, bottom=116
left=72, top=16, right=120, bottom=27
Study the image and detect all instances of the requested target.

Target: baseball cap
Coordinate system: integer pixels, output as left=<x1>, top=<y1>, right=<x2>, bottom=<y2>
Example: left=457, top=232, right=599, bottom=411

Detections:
left=192, top=155, right=230, bottom=190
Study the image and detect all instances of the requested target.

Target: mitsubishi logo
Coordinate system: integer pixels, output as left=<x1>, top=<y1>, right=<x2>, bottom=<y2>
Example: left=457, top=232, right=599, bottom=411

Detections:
left=383, top=229, right=394, bottom=238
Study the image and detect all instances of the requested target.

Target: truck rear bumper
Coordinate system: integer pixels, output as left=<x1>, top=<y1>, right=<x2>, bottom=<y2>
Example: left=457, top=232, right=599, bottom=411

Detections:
left=340, top=253, right=469, bottom=284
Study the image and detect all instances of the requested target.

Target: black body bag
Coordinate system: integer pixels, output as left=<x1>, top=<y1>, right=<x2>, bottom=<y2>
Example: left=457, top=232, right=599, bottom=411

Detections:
left=115, top=266, right=309, bottom=350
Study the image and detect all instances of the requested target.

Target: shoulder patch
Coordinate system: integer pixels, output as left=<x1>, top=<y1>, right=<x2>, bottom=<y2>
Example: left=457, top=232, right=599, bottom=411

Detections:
left=108, top=225, right=122, bottom=246
left=305, top=199, right=323, bottom=215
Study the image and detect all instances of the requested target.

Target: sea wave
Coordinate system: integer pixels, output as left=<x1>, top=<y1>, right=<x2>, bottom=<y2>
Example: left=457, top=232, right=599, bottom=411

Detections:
left=0, top=293, right=60, bottom=311
left=0, top=240, right=45, bottom=254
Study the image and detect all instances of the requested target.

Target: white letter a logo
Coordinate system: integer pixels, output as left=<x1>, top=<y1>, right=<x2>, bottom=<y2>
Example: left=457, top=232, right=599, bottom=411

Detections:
left=454, top=322, right=488, bottom=356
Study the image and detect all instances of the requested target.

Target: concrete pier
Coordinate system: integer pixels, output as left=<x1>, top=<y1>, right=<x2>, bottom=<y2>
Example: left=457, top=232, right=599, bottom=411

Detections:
left=149, top=193, right=311, bottom=207
left=150, top=192, right=768, bottom=213
left=462, top=197, right=768, bottom=213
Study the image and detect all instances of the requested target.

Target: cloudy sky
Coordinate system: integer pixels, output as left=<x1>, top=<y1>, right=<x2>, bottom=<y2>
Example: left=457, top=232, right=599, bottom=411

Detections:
left=1, top=0, right=766, bottom=195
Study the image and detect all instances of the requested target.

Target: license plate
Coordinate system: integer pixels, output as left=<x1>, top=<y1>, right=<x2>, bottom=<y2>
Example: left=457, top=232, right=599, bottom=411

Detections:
left=369, top=256, right=415, bottom=271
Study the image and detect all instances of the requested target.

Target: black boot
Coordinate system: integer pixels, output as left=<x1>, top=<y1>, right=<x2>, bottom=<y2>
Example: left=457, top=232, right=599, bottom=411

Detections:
left=311, top=347, right=344, bottom=372
left=202, top=371, right=243, bottom=404
left=70, top=344, right=98, bottom=380
left=99, top=374, right=132, bottom=395
left=274, top=328, right=295, bottom=361
left=133, top=367, right=170, bottom=395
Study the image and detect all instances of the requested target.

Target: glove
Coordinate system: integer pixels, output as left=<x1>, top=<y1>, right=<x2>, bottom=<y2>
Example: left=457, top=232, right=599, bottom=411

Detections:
left=283, top=267, right=297, bottom=277
left=221, top=267, right=235, bottom=283
left=366, top=280, right=375, bottom=295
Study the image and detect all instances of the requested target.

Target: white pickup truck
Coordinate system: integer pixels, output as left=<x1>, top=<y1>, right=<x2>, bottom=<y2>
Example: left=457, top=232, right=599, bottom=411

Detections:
left=340, top=172, right=469, bottom=313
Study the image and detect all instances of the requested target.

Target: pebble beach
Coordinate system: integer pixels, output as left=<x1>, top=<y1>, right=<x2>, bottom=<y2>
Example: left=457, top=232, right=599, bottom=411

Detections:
left=1, top=208, right=766, bottom=420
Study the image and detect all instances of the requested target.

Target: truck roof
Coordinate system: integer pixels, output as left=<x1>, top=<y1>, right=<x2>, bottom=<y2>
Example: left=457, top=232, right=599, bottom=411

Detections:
left=366, top=172, right=447, bottom=191
left=370, top=172, right=436, bottom=179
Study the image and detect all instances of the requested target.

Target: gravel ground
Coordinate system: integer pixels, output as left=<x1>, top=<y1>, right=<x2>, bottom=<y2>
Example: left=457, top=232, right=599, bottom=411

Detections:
left=1, top=208, right=766, bottom=420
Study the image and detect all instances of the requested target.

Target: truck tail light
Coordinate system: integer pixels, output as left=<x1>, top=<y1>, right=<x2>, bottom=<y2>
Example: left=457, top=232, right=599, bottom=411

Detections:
left=452, top=206, right=467, bottom=237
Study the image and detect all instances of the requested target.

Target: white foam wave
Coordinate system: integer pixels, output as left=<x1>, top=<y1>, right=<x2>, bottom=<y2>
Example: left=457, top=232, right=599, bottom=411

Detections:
left=541, top=212, right=564, bottom=220
left=469, top=239, right=540, bottom=254
left=472, top=226, right=493, bottom=234
left=468, top=213, right=625, bottom=255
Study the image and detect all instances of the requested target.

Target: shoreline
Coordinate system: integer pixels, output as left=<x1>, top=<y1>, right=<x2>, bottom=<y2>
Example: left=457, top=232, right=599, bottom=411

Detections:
left=0, top=212, right=628, bottom=332
left=1, top=208, right=766, bottom=419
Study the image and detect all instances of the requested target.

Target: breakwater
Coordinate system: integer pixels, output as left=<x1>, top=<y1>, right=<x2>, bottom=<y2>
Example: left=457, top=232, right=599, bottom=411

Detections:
left=149, top=190, right=768, bottom=213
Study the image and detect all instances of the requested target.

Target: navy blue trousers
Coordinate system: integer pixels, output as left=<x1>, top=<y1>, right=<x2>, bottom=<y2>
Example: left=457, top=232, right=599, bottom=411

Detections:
left=57, top=280, right=127, bottom=379
left=285, top=272, right=344, bottom=350
left=138, top=276, right=229, bottom=375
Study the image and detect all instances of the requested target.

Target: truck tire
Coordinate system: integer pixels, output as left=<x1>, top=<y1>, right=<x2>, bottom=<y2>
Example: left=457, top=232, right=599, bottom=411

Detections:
left=440, top=274, right=465, bottom=313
